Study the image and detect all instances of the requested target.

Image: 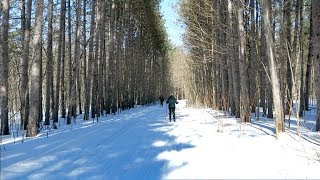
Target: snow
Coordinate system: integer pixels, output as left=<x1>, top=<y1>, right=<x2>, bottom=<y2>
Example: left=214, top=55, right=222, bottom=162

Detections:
left=1, top=100, right=320, bottom=179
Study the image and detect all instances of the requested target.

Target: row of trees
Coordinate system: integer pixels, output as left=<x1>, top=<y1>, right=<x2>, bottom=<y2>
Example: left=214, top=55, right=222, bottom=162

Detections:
left=0, top=0, right=171, bottom=136
left=180, top=0, right=320, bottom=137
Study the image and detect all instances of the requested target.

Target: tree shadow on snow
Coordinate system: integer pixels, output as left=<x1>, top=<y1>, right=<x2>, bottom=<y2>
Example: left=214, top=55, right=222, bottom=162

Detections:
left=1, top=105, right=194, bottom=180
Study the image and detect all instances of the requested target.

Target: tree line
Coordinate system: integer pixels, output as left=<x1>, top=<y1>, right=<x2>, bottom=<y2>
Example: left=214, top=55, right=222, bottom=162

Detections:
left=180, top=0, right=320, bottom=138
left=0, top=0, right=171, bottom=137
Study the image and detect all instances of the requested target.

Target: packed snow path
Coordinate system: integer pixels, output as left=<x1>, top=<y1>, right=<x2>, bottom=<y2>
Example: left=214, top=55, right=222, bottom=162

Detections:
left=1, top=100, right=320, bottom=179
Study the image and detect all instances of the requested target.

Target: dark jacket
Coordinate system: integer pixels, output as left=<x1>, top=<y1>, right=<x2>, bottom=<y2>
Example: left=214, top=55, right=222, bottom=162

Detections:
left=159, top=95, right=164, bottom=102
left=166, top=95, right=178, bottom=108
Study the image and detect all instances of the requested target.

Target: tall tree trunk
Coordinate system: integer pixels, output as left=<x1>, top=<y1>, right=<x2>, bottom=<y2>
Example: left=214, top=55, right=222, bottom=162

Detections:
left=260, top=11, right=267, bottom=116
left=38, top=37, right=43, bottom=127
left=292, top=0, right=299, bottom=77
left=20, top=0, right=32, bottom=130
left=74, top=0, right=81, bottom=118
left=284, top=0, right=292, bottom=115
left=237, top=0, right=251, bottom=122
left=82, top=0, right=87, bottom=120
left=279, top=0, right=286, bottom=118
left=53, top=0, right=66, bottom=127
left=85, top=0, right=96, bottom=120
left=92, top=0, right=101, bottom=119
left=304, top=5, right=313, bottom=111
left=249, top=0, right=257, bottom=113
left=61, top=23, right=66, bottom=119
left=227, top=0, right=240, bottom=117
left=0, top=0, right=10, bottom=135
left=27, top=0, right=44, bottom=137
left=66, top=0, right=73, bottom=124
left=45, top=0, right=53, bottom=125
left=298, top=1, right=304, bottom=117
left=262, top=0, right=284, bottom=138
left=107, top=0, right=114, bottom=114
left=111, top=0, right=117, bottom=114
left=312, top=0, right=320, bottom=131
left=99, top=0, right=106, bottom=115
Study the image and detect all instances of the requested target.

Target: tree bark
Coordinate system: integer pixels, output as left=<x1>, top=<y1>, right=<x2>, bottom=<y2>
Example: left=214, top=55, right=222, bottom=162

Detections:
left=66, top=0, right=73, bottom=124
left=27, top=0, right=44, bottom=137
left=237, top=0, right=251, bottom=122
left=312, top=0, right=320, bottom=131
left=74, top=0, right=81, bottom=118
left=284, top=0, right=292, bottom=115
left=0, top=0, right=10, bottom=135
left=262, top=0, right=285, bottom=138
left=249, top=0, right=257, bottom=113
left=227, top=0, right=240, bottom=117
left=260, top=12, right=267, bottom=116
left=85, top=0, right=96, bottom=120
left=82, top=0, right=87, bottom=120
left=298, top=1, right=304, bottom=117
left=91, top=0, right=101, bottom=119
left=53, top=0, right=66, bottom=126
left=61, top=21, right=66, bottom=119
left=45, top=0, right=53, bottom=125
left=20, top=0, right=32, bottom=130
left=304, top=4, right=313, bottom=111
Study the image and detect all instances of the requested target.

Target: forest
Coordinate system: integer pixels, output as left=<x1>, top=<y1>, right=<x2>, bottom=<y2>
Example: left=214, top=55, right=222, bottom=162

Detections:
left=1, top=0, right=320, bottom=140
left=0, top=0, right=171, bottom=137
left=173, top=0, right=320, bottom=138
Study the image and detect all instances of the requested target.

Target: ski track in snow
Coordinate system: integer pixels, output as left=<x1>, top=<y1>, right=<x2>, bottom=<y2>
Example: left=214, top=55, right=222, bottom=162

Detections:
left=1, top=100, right=320, bottom=179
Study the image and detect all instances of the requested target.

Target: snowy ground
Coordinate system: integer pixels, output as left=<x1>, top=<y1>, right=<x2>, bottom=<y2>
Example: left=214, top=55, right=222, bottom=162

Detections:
left=1, top=100, right=320, bottom=179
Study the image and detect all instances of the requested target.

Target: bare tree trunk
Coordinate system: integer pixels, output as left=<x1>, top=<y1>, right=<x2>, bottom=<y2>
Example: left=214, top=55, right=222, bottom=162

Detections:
left=292, top=0, right=299, bottom=77
left=92, top=0, right=101, bottom=119
left=227, top=0, right=239, bottom=117
left=38, top=37, right=43, bottom=127
left=262, top=0, right=284, bottom=138
left=27, top=0, right=44, bottom=137
left=53, top=0, right=66, bottom=127
left=312, top=0, right=320, bottom=131
left=82, top=0, right=87, bottom=120
left=0, top=0, right=10, bottom=135
left=85, top=0, right=96, bottom=120
left=20, top=0, right=32, bottom=130
left=304, top=5, right=313, bottom=111
left=260, top=13, right=267, bottom=116
left=237, top=0, right=251, bottom=122
left=217, top=0, right=228, bottom=111
left=298, top=1, right=304, bottom=117
left=284, top=0, right=292, bottom=116
left=110, top=0, right=117, bottom=114
left=99, top=0, right=106, bottom=115
left=61, top=26, right=66, bottom=119
left=249, top=0, right=257, bottom=113
left=45, top=0, right=53, bottom=125
left=66, top=0, right=72, bottom=124
left=279, top=0, right=286, bottom=117
left=73, top=0, right=81, bottom=118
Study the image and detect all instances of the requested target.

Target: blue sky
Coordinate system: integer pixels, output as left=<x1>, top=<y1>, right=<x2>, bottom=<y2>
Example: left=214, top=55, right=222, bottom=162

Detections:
left=160, top=0, right=185, bottom=47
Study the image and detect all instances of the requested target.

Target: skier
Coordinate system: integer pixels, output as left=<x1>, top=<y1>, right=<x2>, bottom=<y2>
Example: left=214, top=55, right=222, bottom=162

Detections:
left=166, top=95, right=178, bottom=122
left=159, top=95, right=164, bottom=106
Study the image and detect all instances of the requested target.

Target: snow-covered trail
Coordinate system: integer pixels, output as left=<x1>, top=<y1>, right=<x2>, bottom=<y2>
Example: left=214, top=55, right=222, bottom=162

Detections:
left=1, top=104, right=179, bottom=179
left=1, top=100, right=320, bottom=179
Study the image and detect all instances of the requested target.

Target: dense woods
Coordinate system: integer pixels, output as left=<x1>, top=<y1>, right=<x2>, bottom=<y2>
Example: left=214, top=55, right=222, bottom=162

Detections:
left=0, top=0, right=171, bottom=136
left=179, top=0, right=320, bottom=137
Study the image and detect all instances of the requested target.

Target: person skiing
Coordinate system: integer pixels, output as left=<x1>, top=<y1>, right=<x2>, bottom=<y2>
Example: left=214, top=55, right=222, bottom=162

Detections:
left=166, top=95, right=178, bottom=122
left=159, top=95, right=164, bottom=106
